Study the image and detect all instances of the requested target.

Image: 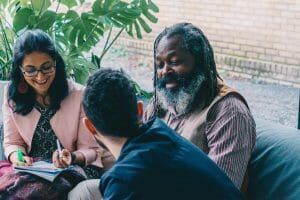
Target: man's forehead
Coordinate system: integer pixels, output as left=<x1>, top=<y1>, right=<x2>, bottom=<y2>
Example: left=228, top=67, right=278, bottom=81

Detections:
left=156, top=35, right=185, bottom=57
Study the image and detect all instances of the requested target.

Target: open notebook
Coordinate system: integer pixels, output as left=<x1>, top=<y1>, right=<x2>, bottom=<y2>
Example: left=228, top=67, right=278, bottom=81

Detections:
left=14, top=161, right=74, bottom=182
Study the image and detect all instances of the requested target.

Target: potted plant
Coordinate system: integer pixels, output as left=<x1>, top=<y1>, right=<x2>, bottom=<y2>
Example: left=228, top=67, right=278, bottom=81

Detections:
left=0, top=0, right=158, bottom=86
left=0, top=0, right=158, bottom=119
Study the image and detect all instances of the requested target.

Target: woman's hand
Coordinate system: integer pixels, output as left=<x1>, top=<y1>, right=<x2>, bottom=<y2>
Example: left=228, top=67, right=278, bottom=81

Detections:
left=52, top=149, right=72, bottom=168
left=9, top=151, right=33, bottom=166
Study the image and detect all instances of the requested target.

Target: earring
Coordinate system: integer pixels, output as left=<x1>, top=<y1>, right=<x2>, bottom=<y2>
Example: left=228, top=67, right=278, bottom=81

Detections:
left=18, top=78, right=28, bottom=94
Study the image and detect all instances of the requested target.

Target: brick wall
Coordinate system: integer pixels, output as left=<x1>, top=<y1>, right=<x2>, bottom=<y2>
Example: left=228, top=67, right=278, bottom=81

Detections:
left=115, top=0, right=300, bottom=87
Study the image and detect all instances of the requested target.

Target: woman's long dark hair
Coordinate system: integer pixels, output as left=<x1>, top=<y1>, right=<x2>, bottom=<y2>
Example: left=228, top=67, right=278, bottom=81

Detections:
left=152, top=22, right=222, bottom=114
left=9, top=29, right=69, bottom=115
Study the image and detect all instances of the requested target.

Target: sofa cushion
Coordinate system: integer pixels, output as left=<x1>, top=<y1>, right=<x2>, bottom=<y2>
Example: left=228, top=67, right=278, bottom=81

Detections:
left=247, top=119, right=300, bottom=199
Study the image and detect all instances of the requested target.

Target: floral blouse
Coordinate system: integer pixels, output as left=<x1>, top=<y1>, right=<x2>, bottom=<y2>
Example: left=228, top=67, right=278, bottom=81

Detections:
left=28, top=103, right=102, bottom=178
left=29, top=103, right=58, bottom=159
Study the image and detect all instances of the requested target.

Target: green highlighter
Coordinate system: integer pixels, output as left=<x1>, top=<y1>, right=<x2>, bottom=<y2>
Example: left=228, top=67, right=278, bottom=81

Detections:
left=17, top=148, right=25, bottom=163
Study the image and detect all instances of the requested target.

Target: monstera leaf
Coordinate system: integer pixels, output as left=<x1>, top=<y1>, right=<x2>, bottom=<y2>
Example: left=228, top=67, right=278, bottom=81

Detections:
left=13, top=8, right=35, bottom=31
left=35, top=10, right=57, bottom=31
left=67, top=56, right=97, bottom=83
left=62, top=10, right=105, bottom=52
left=92, top=0, right=159, bottom=39
left=60, top=0, right=79, bottom=9
left=31, top=0, right=51, bottom=13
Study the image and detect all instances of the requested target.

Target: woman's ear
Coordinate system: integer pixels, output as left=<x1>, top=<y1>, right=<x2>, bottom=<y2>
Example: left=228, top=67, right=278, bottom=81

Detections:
left=83, top=117, right=97, bottom=136
left=137, top=101, right=144, bottom=119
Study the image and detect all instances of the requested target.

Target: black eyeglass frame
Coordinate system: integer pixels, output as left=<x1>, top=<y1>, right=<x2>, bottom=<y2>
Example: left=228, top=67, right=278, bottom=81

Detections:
left=20, top=61, right=56, bottom=77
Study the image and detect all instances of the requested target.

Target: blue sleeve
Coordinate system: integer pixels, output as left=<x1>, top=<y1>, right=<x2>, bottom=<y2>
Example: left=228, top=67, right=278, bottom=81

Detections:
left=101, top=177, right=140, bottom=200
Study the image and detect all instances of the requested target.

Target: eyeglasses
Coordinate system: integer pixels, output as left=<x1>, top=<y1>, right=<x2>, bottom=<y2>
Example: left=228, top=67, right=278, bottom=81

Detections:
left=20, top=62, right=56, bottom=77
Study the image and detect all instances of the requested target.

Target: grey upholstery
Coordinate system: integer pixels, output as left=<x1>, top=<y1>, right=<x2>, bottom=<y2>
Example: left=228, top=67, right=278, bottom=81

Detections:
left=0, top=81, right=7, bottom=160
left=0, top=123, right=5, bottom=160
left=247, top=119, right=300, bottom=199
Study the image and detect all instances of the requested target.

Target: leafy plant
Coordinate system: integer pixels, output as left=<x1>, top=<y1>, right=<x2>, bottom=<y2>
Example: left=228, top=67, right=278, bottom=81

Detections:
left=0, top=0, right=159, bottom=87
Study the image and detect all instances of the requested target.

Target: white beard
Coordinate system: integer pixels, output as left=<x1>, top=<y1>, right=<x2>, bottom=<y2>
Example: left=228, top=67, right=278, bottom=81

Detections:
left=156, top=72, right=206, bottom=115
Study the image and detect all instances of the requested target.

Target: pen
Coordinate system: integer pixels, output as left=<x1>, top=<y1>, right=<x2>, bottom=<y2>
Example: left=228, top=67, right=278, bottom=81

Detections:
left=56, top=139, right=63, bottom=159
left=17, top=148, right=25, bottom=163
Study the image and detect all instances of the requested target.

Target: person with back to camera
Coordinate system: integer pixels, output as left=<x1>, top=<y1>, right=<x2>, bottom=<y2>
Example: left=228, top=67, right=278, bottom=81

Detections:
left=81, top=68, right=243, bottom=199
left=0, top=29, right=114, bottom=198
left=144, top=22, right=256, bottom=191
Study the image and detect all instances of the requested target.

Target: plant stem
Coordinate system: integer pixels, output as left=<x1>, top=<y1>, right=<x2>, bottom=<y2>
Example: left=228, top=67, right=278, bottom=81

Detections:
left=55, top=0, right=61, bottom=13
left=103, top=27, right=113, bottom=53
left=78, top=17, right=104, bottom=52
left=99, top=27, right=124, bottom=65
left=0, top=13, right=18, bottom=35
left=37, top=0, right=46, bottom=17
left=30, top=0, right=35, bottom=11
left=0, top=18, right=13, bottom=60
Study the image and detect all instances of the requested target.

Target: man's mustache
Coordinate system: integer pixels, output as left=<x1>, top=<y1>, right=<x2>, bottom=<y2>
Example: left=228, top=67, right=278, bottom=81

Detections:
left=156, top=70, right=201, bottom=89
left=156, top=73, right=185, bottom=89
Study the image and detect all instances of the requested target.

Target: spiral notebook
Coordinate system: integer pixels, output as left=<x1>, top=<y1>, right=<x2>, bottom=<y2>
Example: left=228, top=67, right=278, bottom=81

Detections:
left=14, top=161, right=73, bottom=182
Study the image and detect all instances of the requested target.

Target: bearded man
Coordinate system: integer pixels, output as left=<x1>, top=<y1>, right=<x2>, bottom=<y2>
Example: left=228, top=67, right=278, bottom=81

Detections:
left=144, top=22, right=256, bottom=191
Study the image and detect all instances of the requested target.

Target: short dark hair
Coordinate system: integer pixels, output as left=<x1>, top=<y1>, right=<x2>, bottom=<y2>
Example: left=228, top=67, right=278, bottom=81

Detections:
left=153, top=22, right=221, bottom=112
left=8, top=29, right=69, bottom=115
left=83, top=69, right=139, bottom=138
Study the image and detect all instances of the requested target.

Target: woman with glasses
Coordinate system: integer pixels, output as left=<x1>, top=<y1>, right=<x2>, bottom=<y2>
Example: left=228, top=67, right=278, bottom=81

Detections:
left=1, top=29, right=113, bottom=182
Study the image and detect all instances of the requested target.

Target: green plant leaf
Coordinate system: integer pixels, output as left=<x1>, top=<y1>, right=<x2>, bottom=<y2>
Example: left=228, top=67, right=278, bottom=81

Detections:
left=0, top=0, right=159, bottom=83
left=13, top=8, right=34, bottom=31
left=91, top=53, right=101, bottom=69
left=142, top=9, right=157, bottom=23
left=28, top=15, right=38, bottom=26
left=110, top=14, right=133, bottom=25
left=129, top=78, right=153, bottom=99
left=121, top=8, right=142, bottom=19
left=126, top=24, right=134, bottom=37
left=70, top=57, right=97, bottom=84
left=133, top=21, right=142, bottom=39
left=92, top=0, right=106, bottom=15
left=140, top=0, right=147, bottom=10
left=35, top=10, right=57, bottom=30
left=99, top=8, right=141, bottom=28
left=54, top=34, right=70, bottom=53
left=103, top=0, right=118, bottom=12
left=0, top=0, right=9, bottom=7
left=60, top=0, right=78, bottom=9
left=107, top=18, right=124, bottom=28
left=148, top=0, right=159, bottom=12
left=31, top=0, right=51, bottom=13
left=5, top=0, right=22, bottom=14
left=64, top=11, right=104, bottom=52
left=137, top=16, right=151, bottom=33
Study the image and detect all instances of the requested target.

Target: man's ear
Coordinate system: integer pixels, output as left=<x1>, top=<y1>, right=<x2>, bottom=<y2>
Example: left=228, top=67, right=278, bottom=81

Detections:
left=83, top=117, right=97, bottom=136
left=137, top=101, right=144, bottom=119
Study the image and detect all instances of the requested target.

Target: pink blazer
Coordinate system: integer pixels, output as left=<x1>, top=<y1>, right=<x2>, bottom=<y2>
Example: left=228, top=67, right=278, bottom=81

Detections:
left=2, top=80, right=103, bottom=167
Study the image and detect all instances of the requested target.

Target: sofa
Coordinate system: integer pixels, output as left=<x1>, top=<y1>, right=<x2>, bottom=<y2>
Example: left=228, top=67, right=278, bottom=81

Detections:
left=0, top=116, right=299, bottom=198
left=246, top=119, right=300, bottom=199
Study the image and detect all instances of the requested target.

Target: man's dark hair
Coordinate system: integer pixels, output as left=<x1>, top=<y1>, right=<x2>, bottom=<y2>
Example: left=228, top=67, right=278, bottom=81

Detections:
left=83, top=69, right=139, bottom=138
left=153, top=22, right=221, bottom=112
left=9, top=29, right=68, bottom=115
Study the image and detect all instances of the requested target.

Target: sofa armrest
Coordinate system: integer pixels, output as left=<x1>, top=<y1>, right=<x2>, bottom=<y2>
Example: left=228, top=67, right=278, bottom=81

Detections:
left=0, top=122, right=5, bottom=160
